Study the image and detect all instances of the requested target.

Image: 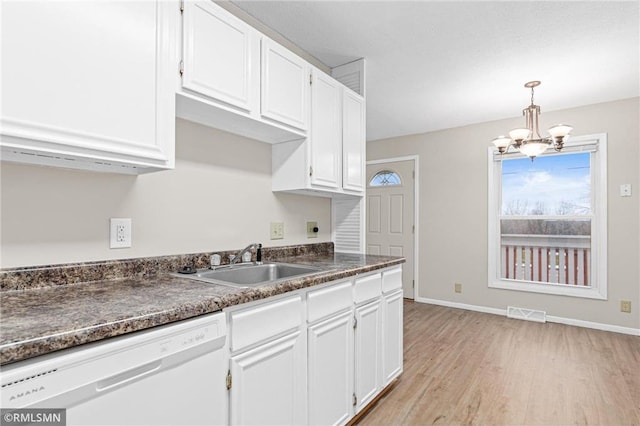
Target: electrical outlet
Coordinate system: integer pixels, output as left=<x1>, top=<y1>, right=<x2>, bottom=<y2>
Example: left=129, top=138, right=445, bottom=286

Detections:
left=620, top=300, right=632, bottom=313
left=620, top=184, right=632, bottom=197
left=454, top=282, right=462, bottom=293
left=270, top=222, right=284, bottom=240
left=307, top=221, right=318, bottom=238
left=110, top=218, right=131, bottom=248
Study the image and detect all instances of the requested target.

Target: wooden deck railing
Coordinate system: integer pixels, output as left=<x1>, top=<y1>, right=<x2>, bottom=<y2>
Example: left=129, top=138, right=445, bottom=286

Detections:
left=501, top=235, right=591, bottom=286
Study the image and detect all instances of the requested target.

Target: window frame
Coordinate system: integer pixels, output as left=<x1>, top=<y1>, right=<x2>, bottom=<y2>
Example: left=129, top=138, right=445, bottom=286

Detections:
left=487, top=133, right=608, bottom=299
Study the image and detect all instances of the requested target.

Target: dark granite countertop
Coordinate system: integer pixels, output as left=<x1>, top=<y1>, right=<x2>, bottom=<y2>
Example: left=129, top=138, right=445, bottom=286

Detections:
left=0, top=252, right=404, bottom=365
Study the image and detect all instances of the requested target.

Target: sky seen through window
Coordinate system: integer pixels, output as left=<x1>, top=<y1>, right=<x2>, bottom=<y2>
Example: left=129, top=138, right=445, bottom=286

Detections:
left=501, top=152, right=591, bottom=216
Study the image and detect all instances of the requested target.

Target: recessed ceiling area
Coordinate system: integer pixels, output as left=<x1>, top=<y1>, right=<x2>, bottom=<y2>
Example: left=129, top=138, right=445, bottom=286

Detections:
left=231, top=1, right=640, bottom=141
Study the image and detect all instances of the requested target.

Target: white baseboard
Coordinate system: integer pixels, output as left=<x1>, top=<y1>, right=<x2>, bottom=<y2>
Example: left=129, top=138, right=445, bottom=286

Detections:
left=545, top=315, right=640, bottom=336
left=416, top=297, right=506, bottom=316
left=416, top=297, right=640, bottom=336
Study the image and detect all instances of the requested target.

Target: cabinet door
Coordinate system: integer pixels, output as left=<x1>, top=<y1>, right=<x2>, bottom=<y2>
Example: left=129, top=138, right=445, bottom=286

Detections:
left=308, top=311, right=353, bottom=426
left=261, top=38, right=309, bottom=131
left=382, top=289, right=403, bottom=385
left=0, top=1, right=175, bottom=172
left=354, top=300, right=382, bottom=413
left=310, top=70, right=342, bottom=189
left=230, top=331, right=306, bottom=426
left=182, top=1, right=256, bottom=112
left=342, top=89, right=366, bottom=192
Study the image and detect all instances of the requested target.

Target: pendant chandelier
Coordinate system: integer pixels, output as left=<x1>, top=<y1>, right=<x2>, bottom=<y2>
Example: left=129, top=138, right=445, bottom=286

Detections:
left=492, top=81, right=572, bottom=160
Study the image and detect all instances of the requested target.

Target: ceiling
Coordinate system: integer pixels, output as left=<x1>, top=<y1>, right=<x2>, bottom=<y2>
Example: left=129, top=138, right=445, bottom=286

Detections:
left=231, top=1, right=640, bottom=142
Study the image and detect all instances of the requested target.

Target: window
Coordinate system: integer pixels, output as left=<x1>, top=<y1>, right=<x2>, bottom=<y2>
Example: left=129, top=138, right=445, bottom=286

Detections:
left=369, top=170, right=401, bottom=187
left=487, top=134, right=607, bottom=299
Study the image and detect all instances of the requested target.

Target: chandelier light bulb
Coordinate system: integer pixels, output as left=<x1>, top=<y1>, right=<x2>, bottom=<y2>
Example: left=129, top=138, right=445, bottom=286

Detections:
left=492, top=136, right=512, bottom=153
left=509, top=128, right=530, bottom=143
left=548, top=124, right=573, bottom=139
left=519, top=141, right=549, bottom=160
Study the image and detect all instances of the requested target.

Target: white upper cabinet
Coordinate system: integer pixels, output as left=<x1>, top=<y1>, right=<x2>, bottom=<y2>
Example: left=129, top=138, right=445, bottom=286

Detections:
left=261, top=38, right=310, bottom=132
left=310, top=70, right=342, bottom=189
left=342, top=90, right=366, bottom=193
left=177, top=1, right=306, bottom=144
left=272, top=70, right=366, bottom=198
left=182, top=0, right=257, bottom=112
left=0, top=1, right=176, bottom=174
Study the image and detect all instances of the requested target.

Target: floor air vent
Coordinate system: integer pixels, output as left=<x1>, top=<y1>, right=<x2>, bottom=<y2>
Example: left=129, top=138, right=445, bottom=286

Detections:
left=507, top=306, right=546, bottom=323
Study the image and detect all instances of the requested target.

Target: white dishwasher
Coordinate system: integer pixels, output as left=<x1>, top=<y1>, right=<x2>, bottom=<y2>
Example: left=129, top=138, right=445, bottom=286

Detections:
left=1, top=312, right=228, bottom=426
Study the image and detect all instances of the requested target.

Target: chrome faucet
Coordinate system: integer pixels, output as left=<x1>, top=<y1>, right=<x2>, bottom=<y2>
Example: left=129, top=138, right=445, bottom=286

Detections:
left=230, top=243, right=262, bottom=265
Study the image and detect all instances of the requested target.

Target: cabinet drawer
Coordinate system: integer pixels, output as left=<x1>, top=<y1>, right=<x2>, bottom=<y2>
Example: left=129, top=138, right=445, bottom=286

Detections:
left=382, top=267, right=403, bottom=293
left=307, top=280, right=353, bottom=323
left=353, top=273, right=382, bottom=305
left=229, top=295, right=302, bottom=352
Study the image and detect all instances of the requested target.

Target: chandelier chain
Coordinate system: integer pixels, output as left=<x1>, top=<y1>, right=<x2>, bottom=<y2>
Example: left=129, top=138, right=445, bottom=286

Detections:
left=530, top=86, right=535, bottom=106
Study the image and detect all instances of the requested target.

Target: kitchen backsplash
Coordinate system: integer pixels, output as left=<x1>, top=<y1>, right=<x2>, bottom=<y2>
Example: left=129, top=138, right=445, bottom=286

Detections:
left=0, top=242, right=334, bottom=292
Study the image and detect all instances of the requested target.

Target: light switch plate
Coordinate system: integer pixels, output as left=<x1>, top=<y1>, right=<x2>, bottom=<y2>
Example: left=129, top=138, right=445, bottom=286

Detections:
left=621, top=300, right=632, bottom=313
left=270, top=222, right=284, bottom=240
left=306, top=221, right=318, bottom=238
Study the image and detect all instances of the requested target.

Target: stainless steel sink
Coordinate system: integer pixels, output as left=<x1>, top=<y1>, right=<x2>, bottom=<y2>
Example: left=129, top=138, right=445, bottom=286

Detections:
left=175, top=263, right=322, bottom=288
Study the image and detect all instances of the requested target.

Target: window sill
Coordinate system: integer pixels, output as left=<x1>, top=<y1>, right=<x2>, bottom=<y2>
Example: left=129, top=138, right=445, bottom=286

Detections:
left=489, top=279, right=607, bottom=300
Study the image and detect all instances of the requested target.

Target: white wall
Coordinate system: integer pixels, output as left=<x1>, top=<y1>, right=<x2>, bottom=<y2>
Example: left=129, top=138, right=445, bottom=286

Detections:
left=368, top=97, right=640, bottom=330
left=0, top=118, right=332, bottom=268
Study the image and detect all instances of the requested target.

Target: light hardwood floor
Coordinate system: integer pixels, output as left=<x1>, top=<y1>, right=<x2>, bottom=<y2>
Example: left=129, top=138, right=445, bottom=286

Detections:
left=359, top=301, right=640, bottom=426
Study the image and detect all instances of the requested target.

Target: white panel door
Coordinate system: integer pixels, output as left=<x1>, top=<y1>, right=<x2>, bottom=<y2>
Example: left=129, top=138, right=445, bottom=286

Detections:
left=354, top=300, right=381, bottom=413
left=182, top=1, right=256, bottom=112
left=366, top=160, right=415, bottom=298
left=342, top=90, right=365, bottom=193
left=382, top=289, right=403, bottom=386
left=308, top=311, right=353, bottom=426
left=261, top=38, right=309, bottom=131
left=230, top=331, right=306, bottom=425
left=310, top=69, right=341, bottom=189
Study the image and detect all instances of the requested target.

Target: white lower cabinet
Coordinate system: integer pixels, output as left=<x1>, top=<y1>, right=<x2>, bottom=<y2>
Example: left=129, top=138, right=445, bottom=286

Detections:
left=229, top=330, right=306, bottom=425
left=382, top=268, right=404, bottom=385
left=226, top=266, right=403, bottom=426
left=354, top=298, right=382, bottom=413
left=307, top=280, right=354, bottom=426
left=308, top=311, right=354, bottom=426
left=382, top=289, right=404, bottom=385
left=352, top=271, right=383, bottom=414
left=227, top=295, right=306, bottom=426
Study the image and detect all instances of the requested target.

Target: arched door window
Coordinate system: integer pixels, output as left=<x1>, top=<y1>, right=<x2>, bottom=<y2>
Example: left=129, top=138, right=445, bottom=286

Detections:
left=369, top=170, right=402, bottom=187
